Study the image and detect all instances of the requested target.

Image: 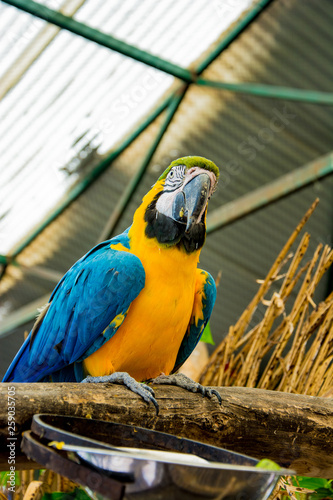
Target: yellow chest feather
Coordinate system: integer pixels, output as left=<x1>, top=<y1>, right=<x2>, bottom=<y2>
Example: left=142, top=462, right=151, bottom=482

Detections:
left=83, top=244, right=198, bottom=380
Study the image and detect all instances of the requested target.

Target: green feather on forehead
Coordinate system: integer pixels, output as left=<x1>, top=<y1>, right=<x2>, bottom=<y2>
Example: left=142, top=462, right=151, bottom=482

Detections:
left=158, top=156, right=219, bottom=181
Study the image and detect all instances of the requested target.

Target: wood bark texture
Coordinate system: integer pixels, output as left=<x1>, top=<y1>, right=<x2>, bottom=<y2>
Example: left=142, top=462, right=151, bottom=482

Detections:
left=0, top=383, right=332, bottom=478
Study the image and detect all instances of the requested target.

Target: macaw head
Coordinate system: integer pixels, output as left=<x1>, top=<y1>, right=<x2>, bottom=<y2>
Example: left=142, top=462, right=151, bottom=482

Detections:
left=143, top=156, right=219, bottom=253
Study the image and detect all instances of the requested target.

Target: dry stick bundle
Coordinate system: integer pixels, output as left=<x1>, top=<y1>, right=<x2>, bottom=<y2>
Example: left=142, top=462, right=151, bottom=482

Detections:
left=200, top=198, right=333, bottom=398
left=200, top=199, right=333, bottom=500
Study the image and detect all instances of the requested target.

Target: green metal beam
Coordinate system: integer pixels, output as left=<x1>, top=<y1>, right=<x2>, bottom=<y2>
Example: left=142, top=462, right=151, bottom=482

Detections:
left=206, top=151, right=333, bottom=233
left=98, top=85, right=188, bottom=241
left=2, top=0, right=193, bottom=82
left=9, top=91, right=174, bottom=259
left=197, top=78, right=333, bottom=105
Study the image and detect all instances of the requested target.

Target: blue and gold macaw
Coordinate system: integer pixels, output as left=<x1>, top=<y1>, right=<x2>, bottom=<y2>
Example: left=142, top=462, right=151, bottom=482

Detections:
left=3, top=156, right=220, bottom=411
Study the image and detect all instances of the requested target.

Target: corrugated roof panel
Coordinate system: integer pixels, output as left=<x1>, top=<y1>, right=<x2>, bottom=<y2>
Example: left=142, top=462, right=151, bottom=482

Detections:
left=1, top=0, right=253, bottom=254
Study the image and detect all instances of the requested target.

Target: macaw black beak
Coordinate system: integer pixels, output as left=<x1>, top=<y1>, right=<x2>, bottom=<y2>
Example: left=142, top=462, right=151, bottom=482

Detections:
left=171, top=173, right=211, bottom=231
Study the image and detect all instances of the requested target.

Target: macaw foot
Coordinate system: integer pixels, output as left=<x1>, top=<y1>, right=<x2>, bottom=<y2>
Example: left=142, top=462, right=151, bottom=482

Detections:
left=150, top=373, right=222, bottom=405
left=82, top=372, right=159, bottom=414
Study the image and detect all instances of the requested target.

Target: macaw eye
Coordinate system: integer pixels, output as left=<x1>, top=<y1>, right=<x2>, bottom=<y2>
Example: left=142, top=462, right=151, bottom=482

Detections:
left=164, top=165, right=185, bottom=192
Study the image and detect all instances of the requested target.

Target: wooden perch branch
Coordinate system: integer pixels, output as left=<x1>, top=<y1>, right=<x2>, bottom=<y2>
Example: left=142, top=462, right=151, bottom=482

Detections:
left=0, top=383, right=332, bottom=478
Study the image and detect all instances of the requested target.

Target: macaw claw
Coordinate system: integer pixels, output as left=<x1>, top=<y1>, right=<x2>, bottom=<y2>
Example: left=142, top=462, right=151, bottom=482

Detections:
left=151, top=373, right=222, bottom=405
left=82, top=372, right=160, bottom=415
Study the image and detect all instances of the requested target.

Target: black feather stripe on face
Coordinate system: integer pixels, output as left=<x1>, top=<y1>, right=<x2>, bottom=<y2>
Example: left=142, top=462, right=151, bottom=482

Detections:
left=144, top=193, right=206, bottom=253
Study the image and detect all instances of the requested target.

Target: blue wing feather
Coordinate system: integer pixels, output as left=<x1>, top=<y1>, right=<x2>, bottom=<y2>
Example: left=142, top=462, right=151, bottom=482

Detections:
left=2, top=229, right=145, bottom=383
left=172, top=271, right=216, bottom=373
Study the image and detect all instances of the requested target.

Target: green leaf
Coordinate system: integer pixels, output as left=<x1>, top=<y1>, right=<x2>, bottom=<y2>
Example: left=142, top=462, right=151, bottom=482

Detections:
left=42, top=488, right=92, bottom=500
left=294, top=477, right=331, bottom=490
left=200, top=321, right=215, bottom=345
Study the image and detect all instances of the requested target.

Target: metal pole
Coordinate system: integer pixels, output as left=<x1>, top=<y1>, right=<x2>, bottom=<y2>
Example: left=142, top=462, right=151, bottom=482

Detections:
left=197, top=79, right=333, bottom=105
left=207, top=152, right=333, bottom=233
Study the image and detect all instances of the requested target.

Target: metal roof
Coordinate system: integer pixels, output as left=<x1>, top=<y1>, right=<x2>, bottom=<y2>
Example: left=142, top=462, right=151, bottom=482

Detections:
left=0, top=0, right=332, bottom=378
left=0, top=0, right=254, bottom=253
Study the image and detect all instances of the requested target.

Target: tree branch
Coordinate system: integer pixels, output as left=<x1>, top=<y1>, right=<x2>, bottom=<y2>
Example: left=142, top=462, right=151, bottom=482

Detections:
left=0, top=383, right=332, bottom=478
